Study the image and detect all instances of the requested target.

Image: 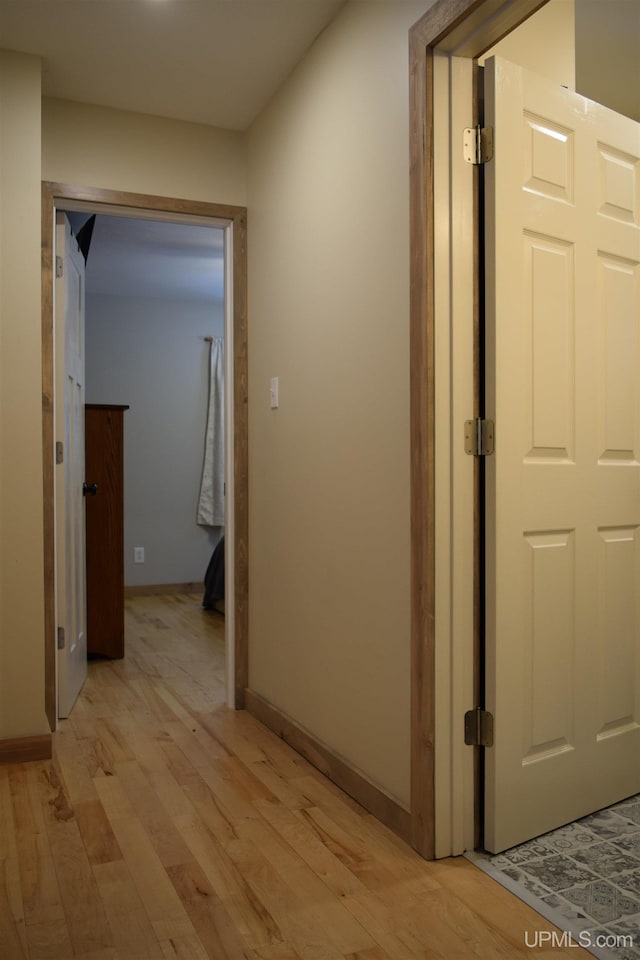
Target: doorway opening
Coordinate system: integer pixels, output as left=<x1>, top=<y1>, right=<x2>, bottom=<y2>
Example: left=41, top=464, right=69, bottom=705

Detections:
left=409, top=0, right=640, bottom=859
left=66, top=210, right=227, bottom=710
left=42, top=184, right=248, bottom=732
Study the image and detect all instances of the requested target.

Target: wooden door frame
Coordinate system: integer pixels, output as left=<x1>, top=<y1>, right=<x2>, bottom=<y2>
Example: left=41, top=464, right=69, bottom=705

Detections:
left=42, top=183, right=248, bottom=730
left=409, top=0, right=550, bottom=859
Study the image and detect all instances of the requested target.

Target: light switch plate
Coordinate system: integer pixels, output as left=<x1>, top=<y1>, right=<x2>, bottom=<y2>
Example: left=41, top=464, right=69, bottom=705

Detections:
left=270, top=377, right=279, bottom=409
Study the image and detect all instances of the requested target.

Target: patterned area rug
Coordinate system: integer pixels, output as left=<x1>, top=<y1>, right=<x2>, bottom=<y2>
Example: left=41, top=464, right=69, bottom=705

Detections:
left=467, top=795, right=640, bottom=960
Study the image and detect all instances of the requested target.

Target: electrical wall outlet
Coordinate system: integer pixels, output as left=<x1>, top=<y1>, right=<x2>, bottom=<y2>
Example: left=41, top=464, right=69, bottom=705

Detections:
left=134, top=547, right=145, bottom=563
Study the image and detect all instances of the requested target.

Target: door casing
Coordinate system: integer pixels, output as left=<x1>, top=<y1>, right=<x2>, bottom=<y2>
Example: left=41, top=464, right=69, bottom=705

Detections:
left=409, top=0, right=552, bottom=859
left=42, top=183, right=248, bottom=729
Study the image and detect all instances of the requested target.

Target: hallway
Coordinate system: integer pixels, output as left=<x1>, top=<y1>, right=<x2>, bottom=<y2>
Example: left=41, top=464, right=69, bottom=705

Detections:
left=0, top=594, right=590, bottom=959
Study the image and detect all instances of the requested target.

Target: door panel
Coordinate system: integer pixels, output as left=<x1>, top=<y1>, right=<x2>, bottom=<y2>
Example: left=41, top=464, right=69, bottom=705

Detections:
left=484, top=56, right=640, bottom=853
left=55, top=213, right=88, bottom=718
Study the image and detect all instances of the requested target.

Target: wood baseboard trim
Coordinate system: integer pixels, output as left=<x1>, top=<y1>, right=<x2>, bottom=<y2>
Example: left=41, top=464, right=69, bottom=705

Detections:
left=124, top=582, right=202, bottom=597
left=0, top=735, right=52, bottom=765
left=244, top=688, right=411, bottom=843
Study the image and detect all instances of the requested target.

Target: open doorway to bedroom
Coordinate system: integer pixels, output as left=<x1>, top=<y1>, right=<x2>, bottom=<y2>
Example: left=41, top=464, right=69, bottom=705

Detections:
left=69, top=210, right=227, bottom=695
left=67, top=213, right=227, bottom=596
left=42, top=185, right=248, bottom=731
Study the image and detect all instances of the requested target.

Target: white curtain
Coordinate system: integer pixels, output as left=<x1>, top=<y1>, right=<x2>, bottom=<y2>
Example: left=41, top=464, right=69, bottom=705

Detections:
left=197, top=337, right=225, bottom=527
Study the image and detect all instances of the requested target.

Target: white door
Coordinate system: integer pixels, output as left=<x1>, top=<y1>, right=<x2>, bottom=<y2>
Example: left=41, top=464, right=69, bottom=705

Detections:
left=55, top=213, right=88, bottom=719
left=484, top=56, right=640, bottom=853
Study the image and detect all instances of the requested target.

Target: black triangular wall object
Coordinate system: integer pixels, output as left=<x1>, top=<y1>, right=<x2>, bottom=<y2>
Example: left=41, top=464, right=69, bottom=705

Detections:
left=76, top=215, right=96, bottom=264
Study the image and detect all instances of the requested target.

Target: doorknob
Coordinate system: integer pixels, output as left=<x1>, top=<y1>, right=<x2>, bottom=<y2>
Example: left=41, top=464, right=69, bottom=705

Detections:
left=83, top=482, right=98, bottom=496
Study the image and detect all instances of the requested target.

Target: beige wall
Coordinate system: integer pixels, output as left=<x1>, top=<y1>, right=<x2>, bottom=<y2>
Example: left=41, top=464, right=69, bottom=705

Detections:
left=481, top=0, right=639, bottom=125
left=480, top=0, right=575, bottom=87
left=0, top=51, right=48, bottom=738
left=42, top=98, right=246, bottom=205
left=246, top=0, right=429, bottom=807
left=575, top=0, right=640, bottom=122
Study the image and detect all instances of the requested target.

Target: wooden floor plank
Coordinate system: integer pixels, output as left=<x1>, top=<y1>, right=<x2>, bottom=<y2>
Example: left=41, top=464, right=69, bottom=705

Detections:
left=0, top=858, right=28, bottom=959
left=0, top=594, right=592, bottom=959
left=165, top=859, right=250, bottom=960
left=1, top=769, right=28, bottom=950
left=106, top=815, right=192, bottom=929
left=176, top=813, right=285, bottom=951
left=52, top=723, right=100, bottom=804
left=208, top=826, right=345, bottom=960
left=244, top=945, right=304, bottom=960
left=122, top=727, right=197, bottom=820
left=32, top=770, right=115, bottom=959
left=24, top=919, right=73, bottom=960
left=158, top=930, right=210, bottom=960
left=7, top=766, right=65, bottom=934
left=92, top=859, right=163, bottom=960
left=237, top=815, right=376, bottom=955
left=73, top=799, right=123, bottom=866
left=112, top=759, right=195, bottom=869
left=251, top=796, right=367, bottom=900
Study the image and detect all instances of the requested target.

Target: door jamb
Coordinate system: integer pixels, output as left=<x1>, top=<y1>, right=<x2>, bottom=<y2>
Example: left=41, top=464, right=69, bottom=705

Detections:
left=409, top=0, right=550, bottom=859
left=42, top=183, right=249, bottom=730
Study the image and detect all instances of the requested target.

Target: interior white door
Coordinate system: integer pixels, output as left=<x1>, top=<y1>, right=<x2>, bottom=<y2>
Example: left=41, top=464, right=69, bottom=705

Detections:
left=55, top=213, right=88, bottom=719
left=484, top=56, right=640, bottom=853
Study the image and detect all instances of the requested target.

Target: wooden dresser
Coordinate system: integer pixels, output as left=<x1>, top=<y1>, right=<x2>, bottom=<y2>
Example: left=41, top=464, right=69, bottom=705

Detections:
left=85, top=404, right=129, bottom=658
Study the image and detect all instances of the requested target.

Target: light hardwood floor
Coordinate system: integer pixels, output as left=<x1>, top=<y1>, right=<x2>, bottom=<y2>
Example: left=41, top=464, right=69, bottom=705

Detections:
left=0, top=594, right=589, bottom=959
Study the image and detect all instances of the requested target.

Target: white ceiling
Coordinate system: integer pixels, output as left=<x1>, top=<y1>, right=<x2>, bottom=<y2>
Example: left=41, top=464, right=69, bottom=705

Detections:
left=0, top=0, right=347, bottom=131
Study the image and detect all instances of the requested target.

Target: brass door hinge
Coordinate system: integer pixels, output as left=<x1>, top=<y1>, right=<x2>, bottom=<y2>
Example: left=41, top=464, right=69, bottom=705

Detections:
left=463, top=125, right=493, bottom=164
left=464, top=708, right=494, bottom=747
left=464, top=418, right=495, bottom=456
